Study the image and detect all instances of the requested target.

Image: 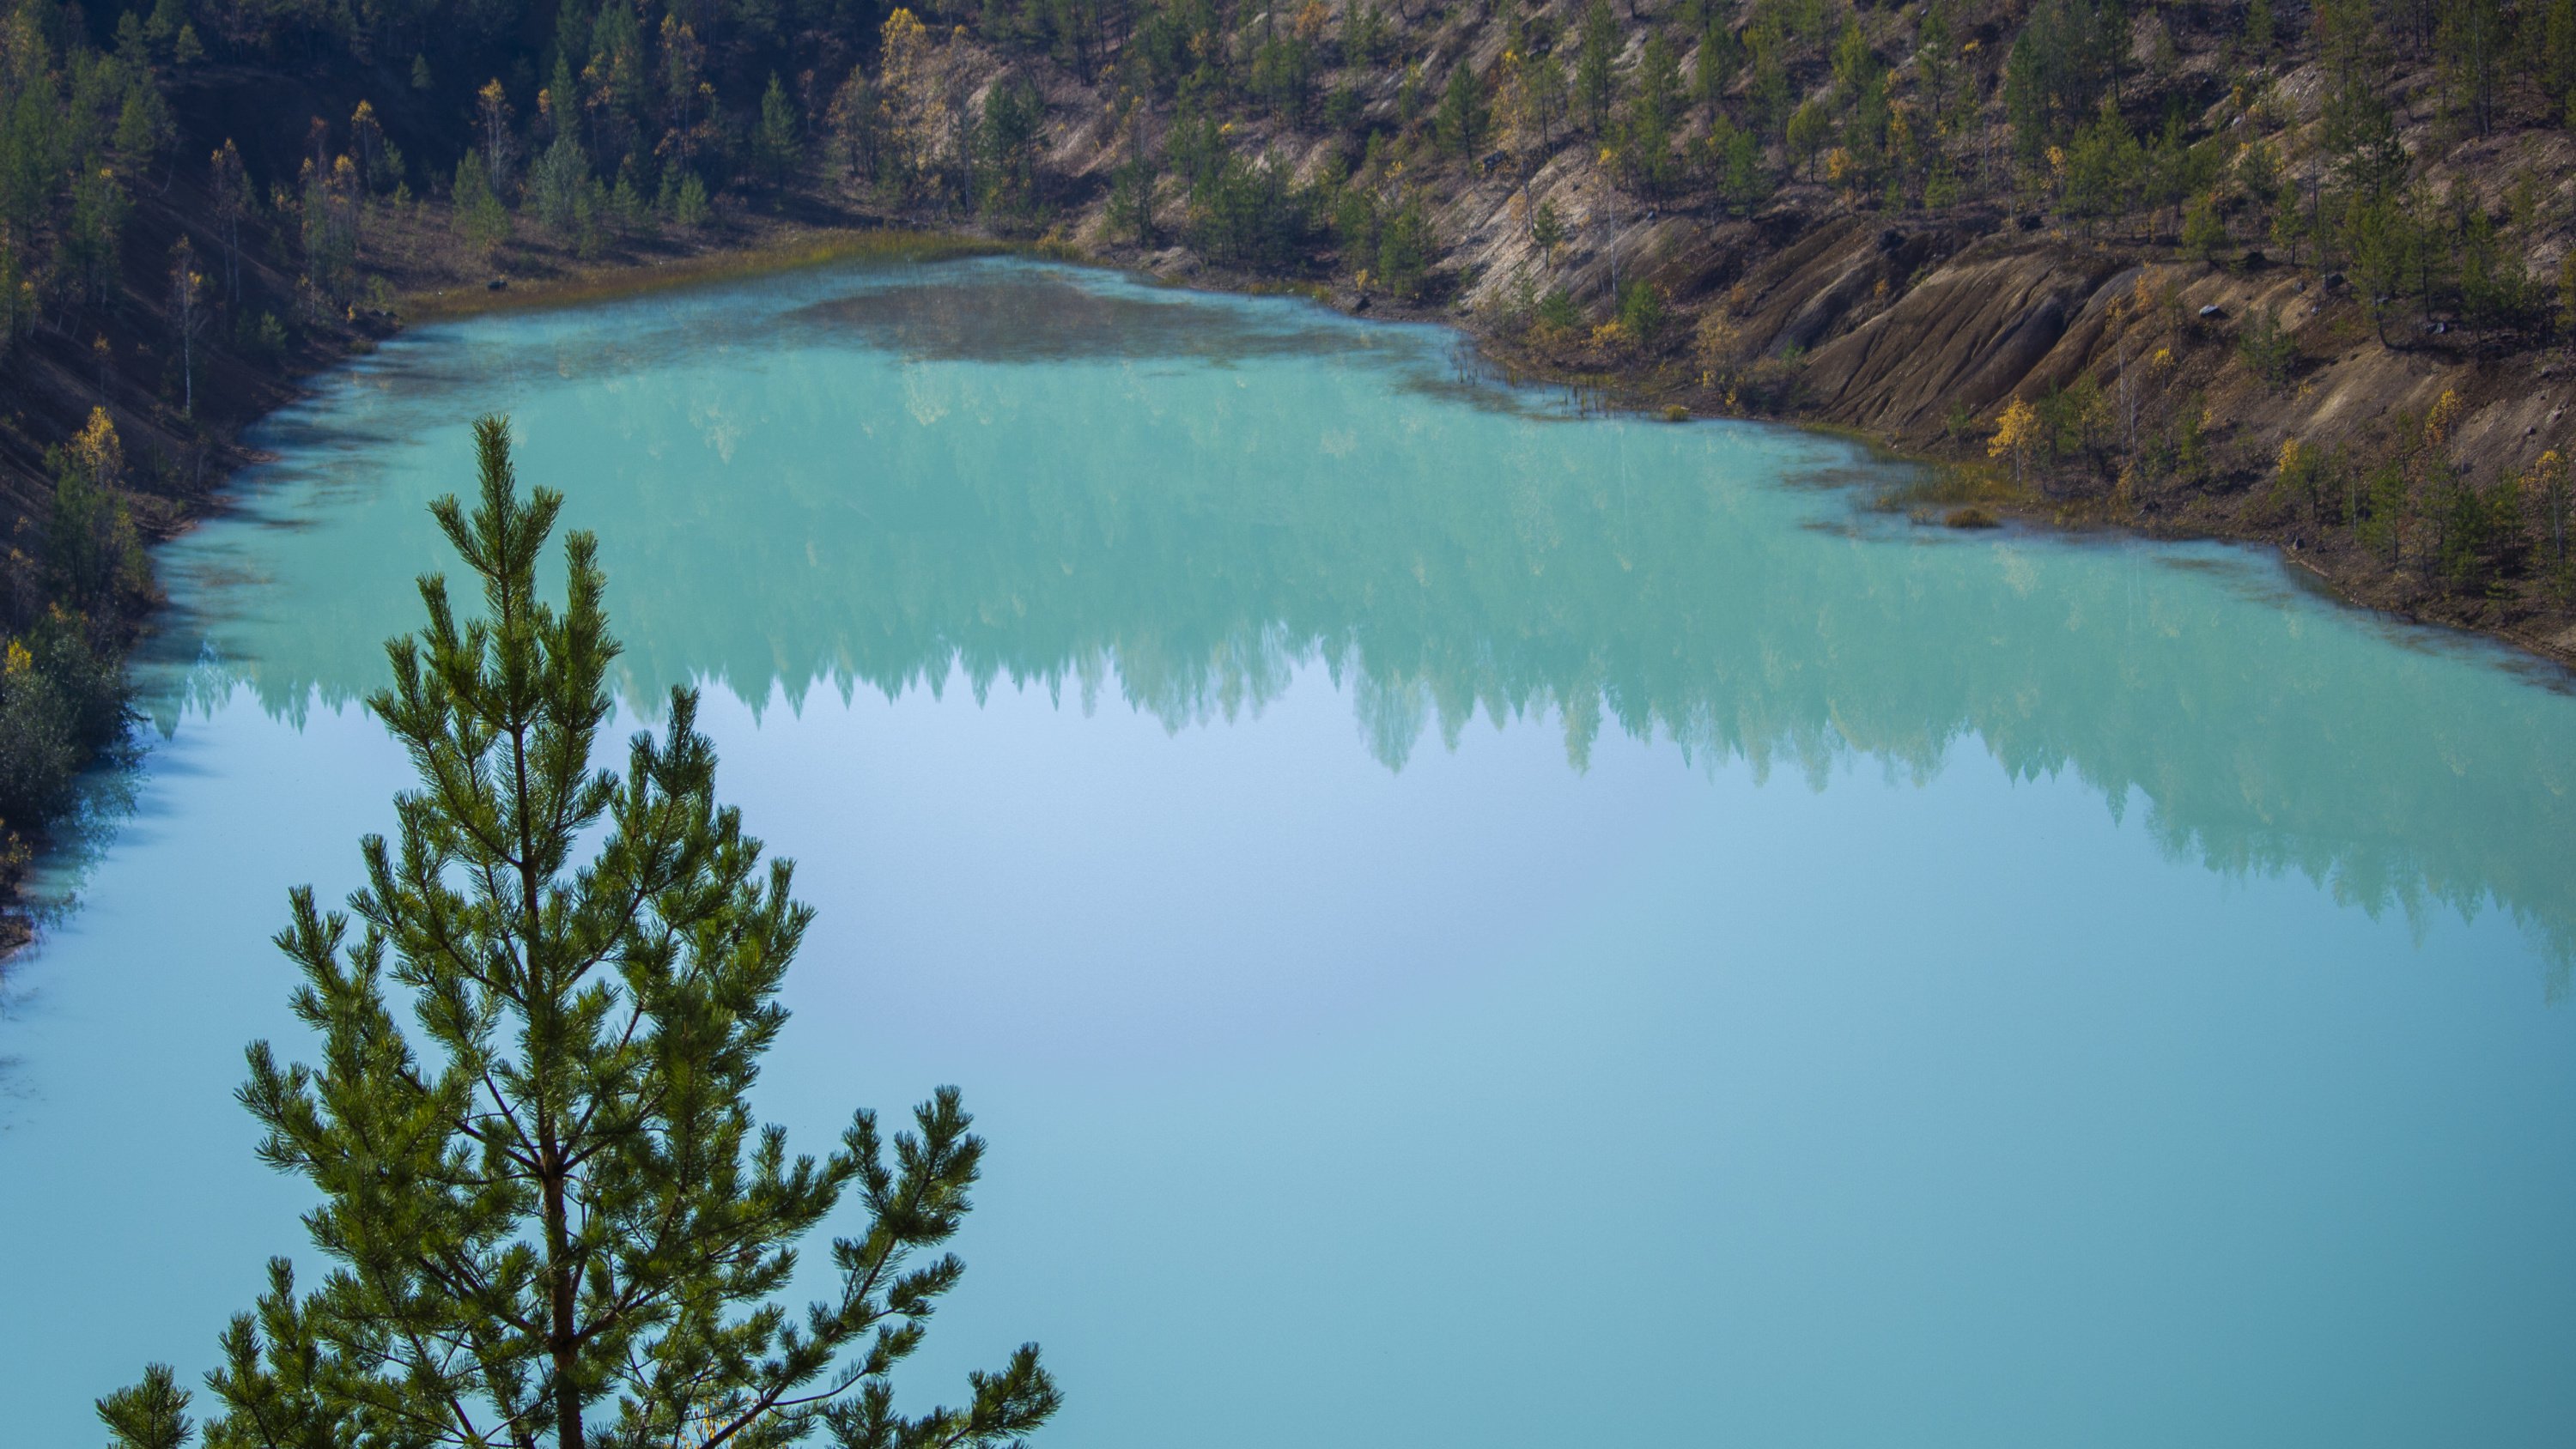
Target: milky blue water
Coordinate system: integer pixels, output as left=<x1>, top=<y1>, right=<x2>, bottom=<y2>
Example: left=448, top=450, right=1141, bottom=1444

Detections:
left=5, top=257, right=2575, bottom=1446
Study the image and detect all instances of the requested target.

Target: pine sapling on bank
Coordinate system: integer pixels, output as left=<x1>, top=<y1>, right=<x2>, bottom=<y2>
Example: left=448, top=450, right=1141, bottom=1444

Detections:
left=101, top=416, right=1057, bottom=1449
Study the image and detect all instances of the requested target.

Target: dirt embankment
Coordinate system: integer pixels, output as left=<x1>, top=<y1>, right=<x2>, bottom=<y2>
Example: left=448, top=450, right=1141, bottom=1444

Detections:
left=1294, top=131, right=2576, bottom=663
left=1650, top=213, right=2576, bottom=661
left=1721, top=219, right=2566, bottom=474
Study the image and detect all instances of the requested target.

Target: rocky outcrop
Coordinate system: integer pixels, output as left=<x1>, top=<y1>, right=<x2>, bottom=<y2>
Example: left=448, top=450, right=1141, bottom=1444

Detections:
left=1590, top=205, right=2574, bottom=492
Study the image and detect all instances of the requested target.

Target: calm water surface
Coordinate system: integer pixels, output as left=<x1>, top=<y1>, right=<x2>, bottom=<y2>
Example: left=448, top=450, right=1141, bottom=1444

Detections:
left=4, top=258, right=2575, bottom=1446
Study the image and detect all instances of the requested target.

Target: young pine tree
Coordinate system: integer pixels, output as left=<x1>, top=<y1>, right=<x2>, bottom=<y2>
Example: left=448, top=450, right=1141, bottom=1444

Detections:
left=1435, top=61, right=1488, bottom=160
left=101, top=417, right=1059, bottom=1449
left=757, top=73, right=801, bottom=186
left=1575, top=0, right=1619, bottom=136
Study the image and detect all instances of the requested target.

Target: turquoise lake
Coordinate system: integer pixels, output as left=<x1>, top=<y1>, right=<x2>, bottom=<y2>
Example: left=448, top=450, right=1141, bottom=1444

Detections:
left=4, top=256, right=2576, bottom=1444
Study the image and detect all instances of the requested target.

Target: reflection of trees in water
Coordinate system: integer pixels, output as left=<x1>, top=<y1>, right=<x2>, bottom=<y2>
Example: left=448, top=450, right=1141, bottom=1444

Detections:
left=138, top=259, right=2576, bottom=981
left=3, top=731, right=148, bottom=965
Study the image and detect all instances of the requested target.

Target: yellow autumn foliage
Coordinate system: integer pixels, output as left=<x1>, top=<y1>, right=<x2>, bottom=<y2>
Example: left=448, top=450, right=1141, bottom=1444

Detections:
left=70, top=406, right=121, bottom=487
left=1989, top=397, right=2038, bottom=459
left=2423, top=388, right=2463, bottom=450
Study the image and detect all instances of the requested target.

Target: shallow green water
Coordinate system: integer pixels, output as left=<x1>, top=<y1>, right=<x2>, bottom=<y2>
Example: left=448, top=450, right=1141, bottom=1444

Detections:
left=5, top=258, right=2575, bottom=1445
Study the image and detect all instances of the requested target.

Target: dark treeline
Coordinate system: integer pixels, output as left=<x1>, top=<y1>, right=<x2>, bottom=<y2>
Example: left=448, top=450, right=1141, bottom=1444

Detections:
left=21, top=0, right=2573, bottom=336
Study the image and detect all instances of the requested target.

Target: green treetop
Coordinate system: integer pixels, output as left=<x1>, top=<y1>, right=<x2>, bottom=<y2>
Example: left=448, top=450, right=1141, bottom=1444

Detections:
left=101, top=416, right=1058, bottom=1449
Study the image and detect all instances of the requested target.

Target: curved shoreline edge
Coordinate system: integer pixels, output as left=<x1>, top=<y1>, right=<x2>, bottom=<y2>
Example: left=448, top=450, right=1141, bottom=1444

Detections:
left=3, top=218, right=2564, bottom=955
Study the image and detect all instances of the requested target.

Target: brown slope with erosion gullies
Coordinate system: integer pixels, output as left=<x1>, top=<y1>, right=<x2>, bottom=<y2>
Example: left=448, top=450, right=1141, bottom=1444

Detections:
left=1757, top=227, right=2574, bottom=471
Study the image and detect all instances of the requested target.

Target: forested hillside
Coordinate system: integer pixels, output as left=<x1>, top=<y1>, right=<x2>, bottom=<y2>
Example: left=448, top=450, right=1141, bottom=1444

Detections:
left=3, top=0, right=2574, bottom=903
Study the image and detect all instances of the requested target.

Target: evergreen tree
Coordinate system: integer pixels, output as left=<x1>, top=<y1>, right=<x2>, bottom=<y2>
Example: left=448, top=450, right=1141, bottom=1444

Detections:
left=1786, top=98, right=1830, bottom=180
left=1620, top=33, right=1680, bottom=192
left=1830, top=16, right=1878, bottom=94
left=46, top=408, right=141, bottom=614
left=1109, top=91, right=1160, bottom=246
left=1710, top=112, right=1767, bottom=212
left=664, top=169, right=714, bottom=227
left=2539, top=0, right=2576, bottom=122
left=65, top=167, right=129, bottom=302
left=101, top=418, right=1060, bottom=1449
left=1521, top=49, right=1567, bottom=147
left=2438, top=0, right=2506, bottom=135
left=530, top=127, right=593, bottom=231
left=975, top=77, right=1046, bottom=217
left=1435, top=60, right=1487, bottom=159
left=828, top=67, right=888, bottom=184
left=455, top=151, right=512, bottom=258
left=1914, top=0, right=1959, bottom=124
left=1376, top=191, right=1434, bottom=298
left=2344, top=191, right=2409, bottom=345
left=2181, top=188, right=2225, bottom=260
left=757, top=72, right=801, bottom=185
left=1249, top=33, right=1315, bottom=121
left=1746, top=18, right=1792, bottom=136
left=1576, top=0, right=1619, bottom=135
left=97, top=1364, right=193, bottom=1449
left=1694, top=13, right=1741, bottom=106
left=2243, top=0, right=2275, bottom=55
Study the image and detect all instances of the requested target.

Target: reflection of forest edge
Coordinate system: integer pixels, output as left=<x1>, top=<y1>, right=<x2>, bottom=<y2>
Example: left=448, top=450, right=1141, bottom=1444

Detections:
left=128, top=259, right=2576, bottom=982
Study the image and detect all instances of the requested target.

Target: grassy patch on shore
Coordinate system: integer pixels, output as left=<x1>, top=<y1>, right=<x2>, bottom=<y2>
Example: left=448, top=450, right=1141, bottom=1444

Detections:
left=1870, top=457, right=2019, bottom=512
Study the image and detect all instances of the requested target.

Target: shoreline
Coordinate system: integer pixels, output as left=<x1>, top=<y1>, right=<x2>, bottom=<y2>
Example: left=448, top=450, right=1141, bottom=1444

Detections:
left=200, top=229, right=2576, bottom=702
left=329, top=225, right=2576, bottom=682
left=5, top=221, right=2567, bottom=955
left=1460, top=306, right=2576, bottom=677
left=144, top=225, right=2576, bottom=706
left=179, top=233, right=2576, bottom=719
left=394, top=227, right=1035, bottom=323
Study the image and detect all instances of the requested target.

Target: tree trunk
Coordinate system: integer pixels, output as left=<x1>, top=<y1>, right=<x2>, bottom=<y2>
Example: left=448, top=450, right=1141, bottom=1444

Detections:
left=549, top=1165, right=583, bottom=1449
